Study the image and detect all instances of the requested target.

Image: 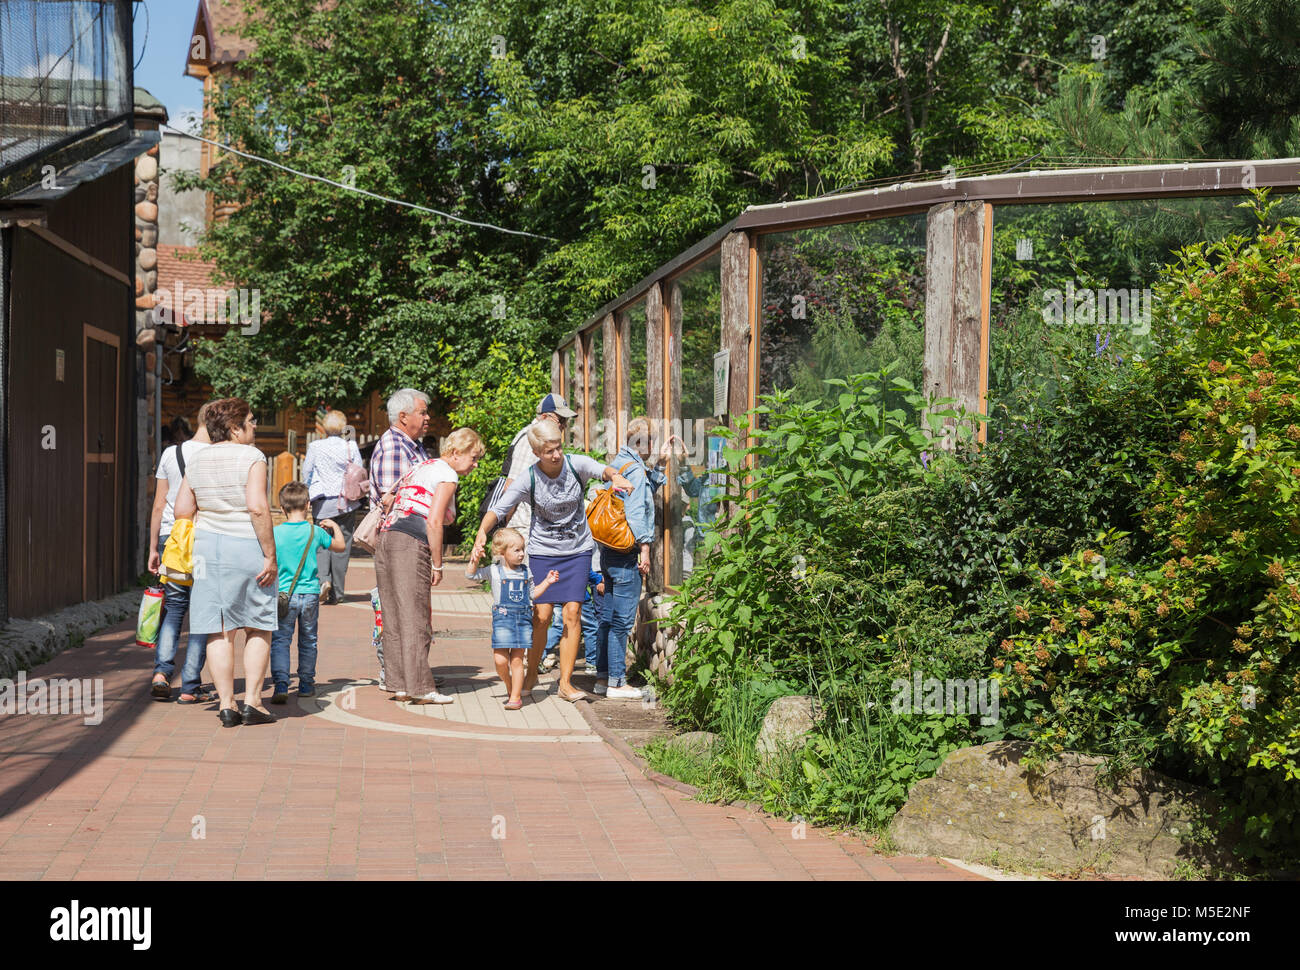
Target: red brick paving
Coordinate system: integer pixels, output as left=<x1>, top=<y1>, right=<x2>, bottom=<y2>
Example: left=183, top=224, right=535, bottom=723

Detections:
left=0, top=566, right=982, bottom=881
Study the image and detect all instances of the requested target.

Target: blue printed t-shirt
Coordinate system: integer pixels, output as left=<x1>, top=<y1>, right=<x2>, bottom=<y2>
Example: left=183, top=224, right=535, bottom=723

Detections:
left=273, top=522, right=332, bottom=594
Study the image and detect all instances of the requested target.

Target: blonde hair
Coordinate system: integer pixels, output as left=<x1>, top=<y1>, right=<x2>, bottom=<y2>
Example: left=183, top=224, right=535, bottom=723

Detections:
left=442, top=426, right=485, bottom=457
left=322, top=409, right=348, bottom=436
left=627, top=415, right=652, bottom=451
left=491, top=527, right=524, bottom=560
left=527, top=419, right=562, bottom=454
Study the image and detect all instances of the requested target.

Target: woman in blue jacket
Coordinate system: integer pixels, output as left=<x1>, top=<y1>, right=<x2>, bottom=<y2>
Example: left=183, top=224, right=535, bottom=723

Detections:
left=594, top=417, right=682, bottom=699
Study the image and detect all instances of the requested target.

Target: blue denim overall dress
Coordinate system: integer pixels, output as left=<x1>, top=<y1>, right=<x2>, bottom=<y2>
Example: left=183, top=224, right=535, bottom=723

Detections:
left=491, top=563, right=533, bottom=651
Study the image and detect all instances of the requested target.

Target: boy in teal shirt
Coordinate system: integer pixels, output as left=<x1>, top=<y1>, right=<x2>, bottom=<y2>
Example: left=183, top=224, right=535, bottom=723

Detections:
left=271, top=482, right=344, bottom=702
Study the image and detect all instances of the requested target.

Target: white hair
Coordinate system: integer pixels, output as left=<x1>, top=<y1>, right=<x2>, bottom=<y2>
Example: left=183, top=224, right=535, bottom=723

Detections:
left=386, top=388, right=429, bottom=426
left=527, top=418, right=563, bottom=454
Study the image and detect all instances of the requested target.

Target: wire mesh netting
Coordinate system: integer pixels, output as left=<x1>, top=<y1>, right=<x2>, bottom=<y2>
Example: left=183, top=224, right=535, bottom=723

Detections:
left=0, top=0, right=132, bottom=175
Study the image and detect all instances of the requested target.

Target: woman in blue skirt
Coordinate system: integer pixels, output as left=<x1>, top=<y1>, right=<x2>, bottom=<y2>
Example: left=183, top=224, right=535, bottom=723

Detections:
left=471, top=420, right=632, bottom=702
left=174, top=397, right=279, bottom=727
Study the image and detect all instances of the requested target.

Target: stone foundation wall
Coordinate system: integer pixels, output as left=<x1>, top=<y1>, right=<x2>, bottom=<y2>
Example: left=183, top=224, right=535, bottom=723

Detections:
left=636, top=593, right=681, bottom=686
left=133, top=147, right=161, bottom=574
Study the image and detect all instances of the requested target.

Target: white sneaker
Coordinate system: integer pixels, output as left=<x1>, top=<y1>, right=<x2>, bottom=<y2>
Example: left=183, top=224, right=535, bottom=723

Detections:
left=378, top=679, right=395, bottom=692
left=606, top=685, right=643, bottom=700
left=593, top=681, right=608, bottom=695
left=409, top=691, right=455, bottom=705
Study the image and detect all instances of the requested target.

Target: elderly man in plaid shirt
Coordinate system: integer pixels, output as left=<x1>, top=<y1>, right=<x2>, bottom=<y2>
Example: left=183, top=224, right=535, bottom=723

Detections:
left=368, top=388, right=430, bottom=691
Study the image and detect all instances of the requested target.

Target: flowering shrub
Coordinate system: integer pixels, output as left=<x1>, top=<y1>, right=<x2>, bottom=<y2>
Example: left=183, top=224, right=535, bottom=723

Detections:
left=1006, top=196, right=1300, bottom=856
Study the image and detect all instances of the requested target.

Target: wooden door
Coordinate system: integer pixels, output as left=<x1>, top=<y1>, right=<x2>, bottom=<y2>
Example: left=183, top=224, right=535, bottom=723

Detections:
left=83, top=325, right=120, bottom=601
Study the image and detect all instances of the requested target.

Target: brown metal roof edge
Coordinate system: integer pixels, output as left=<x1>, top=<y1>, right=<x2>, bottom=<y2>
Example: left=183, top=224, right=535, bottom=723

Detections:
left=555, top=156, right=1300, bottom=352
left=563, top=215, right=739, bottom=346
left=735, top=157, right=1300, bottom=232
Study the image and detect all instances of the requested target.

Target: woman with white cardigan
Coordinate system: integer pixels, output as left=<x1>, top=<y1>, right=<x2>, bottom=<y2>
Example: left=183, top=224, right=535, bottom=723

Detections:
left=303, top=409, right=364, bottom=604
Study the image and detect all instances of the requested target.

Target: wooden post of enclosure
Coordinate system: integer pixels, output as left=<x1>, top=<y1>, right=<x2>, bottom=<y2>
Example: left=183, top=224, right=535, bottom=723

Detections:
left=978, top=203, right=993, bottom=443
left=667, top=280, right=684, bottom=589
left=646, top=283, right=665, bottom=592
left=602, top=311, right=618, bottom=460
left=551, top=349, right=562, bottom=397
left=923, top=200, right=987, bottom=448
left=720, top=230, right=752, bottom=519
left=579, top=330, right=592, bottom=452
left=616, top=310, right=631, bottom=446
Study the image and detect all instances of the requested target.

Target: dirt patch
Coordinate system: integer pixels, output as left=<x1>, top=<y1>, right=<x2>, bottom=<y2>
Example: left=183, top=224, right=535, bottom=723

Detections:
left=565, top=668, right=674, bottom=748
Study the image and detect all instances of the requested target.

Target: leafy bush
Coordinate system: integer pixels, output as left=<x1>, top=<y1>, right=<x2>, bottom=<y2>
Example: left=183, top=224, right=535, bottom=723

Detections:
left=446, top=341, right=549, bottom=538
left=654, top=196, right=1300, bottom=865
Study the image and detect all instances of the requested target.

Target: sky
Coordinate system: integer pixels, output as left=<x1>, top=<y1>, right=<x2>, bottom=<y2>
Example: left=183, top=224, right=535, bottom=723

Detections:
left=131, top=0, right=204, bottom=131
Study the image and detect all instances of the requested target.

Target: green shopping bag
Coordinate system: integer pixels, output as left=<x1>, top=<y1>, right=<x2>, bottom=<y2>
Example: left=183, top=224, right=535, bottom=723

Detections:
left=136, top=584, right=165, bottom=648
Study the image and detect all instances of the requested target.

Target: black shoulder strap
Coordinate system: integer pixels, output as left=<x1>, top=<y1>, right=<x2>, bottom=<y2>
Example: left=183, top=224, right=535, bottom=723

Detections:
left=287, top=525, right=314, bottom=596
left=176, top=443, right=186, bottom=480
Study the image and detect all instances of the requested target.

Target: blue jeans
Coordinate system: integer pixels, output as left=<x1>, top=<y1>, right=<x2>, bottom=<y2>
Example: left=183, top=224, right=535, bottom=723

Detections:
left=271, top=592, right=320, bottom=691
left=546, top=593, right=602, bottom=665
left=597, top=551, right=641, bottom=686
left=545, top=609, right=562, bottom=655
left=153, top=536, right=207, bottom=695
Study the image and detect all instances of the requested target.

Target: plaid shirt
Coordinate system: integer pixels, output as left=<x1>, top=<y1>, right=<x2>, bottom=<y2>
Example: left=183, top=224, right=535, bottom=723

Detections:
left=368, top=426, right=429, bottom=502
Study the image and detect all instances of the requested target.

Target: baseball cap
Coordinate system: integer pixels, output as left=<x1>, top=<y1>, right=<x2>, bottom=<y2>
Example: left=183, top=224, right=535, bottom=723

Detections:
left=536, top=393, right=577, bottom=419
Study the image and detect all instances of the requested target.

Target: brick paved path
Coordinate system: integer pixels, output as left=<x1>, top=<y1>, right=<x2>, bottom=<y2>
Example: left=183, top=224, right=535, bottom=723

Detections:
left=0, top=561, right=980, bottom=881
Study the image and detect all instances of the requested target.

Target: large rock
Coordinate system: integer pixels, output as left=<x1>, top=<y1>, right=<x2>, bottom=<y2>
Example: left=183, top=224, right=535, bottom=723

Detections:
left=664, top=731, right=720, bottom=758
left=890, top=741, right=1233, bottom=878
left=756, top=694, right=822, bottom=758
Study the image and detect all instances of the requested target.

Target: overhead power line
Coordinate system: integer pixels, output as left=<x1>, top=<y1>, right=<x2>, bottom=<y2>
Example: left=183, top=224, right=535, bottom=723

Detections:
left=162, top=123, right=557, bottom=242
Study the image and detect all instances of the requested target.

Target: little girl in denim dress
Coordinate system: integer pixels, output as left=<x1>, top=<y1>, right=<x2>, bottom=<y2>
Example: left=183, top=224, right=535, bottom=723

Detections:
left=466, top=527, right=558, bottom=709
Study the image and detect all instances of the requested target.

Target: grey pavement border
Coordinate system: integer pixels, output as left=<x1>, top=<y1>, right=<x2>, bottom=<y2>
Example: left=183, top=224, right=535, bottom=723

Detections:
left=0, top=587, right=143, bottom=680
left=575, top=693, right=703, bottom=796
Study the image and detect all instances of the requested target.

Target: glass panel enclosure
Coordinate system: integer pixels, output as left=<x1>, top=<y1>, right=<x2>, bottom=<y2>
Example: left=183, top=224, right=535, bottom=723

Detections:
left=759, top=215, right=927, bottom=425
left=667, top=252, right=723, bottom=586
left=988, top=195, right=1300, bottom=433
left=625, top=299, right=648, bottom=425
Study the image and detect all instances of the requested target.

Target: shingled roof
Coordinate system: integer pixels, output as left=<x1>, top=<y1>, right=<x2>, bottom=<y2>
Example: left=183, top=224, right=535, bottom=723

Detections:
left=186, top=0, right=257, bottom=73
left=154, top=245, right=233, bottom=326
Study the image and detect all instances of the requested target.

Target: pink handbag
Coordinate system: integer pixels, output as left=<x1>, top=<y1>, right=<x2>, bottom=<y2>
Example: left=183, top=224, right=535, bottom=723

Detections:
left=353, top=461, right=423, bottom=553
left=341, top=460, right=367, bottom=502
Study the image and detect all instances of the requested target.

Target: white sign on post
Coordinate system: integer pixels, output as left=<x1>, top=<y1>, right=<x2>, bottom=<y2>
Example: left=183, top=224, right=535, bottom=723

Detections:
left=713, top=349, right=730, bottom=417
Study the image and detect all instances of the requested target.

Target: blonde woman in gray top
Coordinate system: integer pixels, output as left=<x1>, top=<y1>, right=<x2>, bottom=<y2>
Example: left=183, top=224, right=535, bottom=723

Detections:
left=174, top=397, right=279, bottom=728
